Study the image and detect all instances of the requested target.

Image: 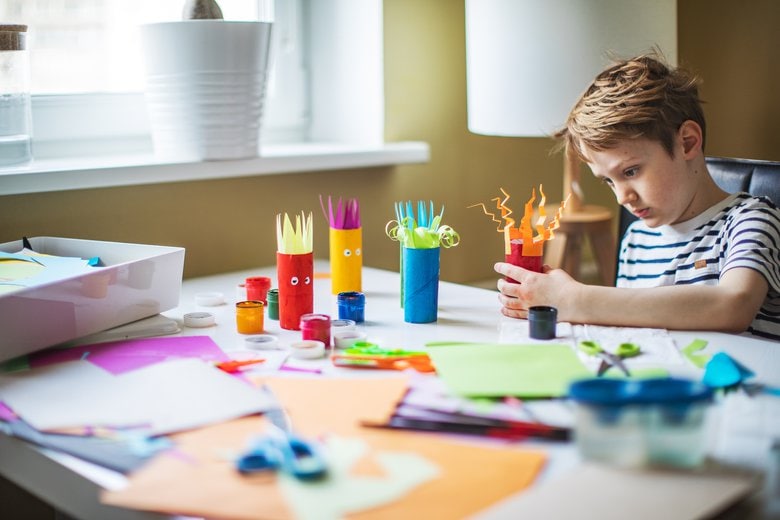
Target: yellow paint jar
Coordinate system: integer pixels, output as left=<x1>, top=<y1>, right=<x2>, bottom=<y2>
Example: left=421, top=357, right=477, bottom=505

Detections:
left=236, top=300, right=264, bottom=334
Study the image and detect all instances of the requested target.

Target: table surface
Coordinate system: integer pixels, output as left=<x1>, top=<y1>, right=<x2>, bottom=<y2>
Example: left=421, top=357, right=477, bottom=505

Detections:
left=2, top=262, right=779, bottom=519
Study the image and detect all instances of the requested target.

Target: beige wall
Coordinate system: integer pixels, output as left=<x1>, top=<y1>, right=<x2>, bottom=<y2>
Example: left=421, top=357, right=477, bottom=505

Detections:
left=1, top=0, right=778, bottom=284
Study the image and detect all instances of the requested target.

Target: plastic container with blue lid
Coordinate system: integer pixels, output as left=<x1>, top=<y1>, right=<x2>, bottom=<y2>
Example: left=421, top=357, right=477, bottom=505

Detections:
left=568, top=377, right=715, bottom=468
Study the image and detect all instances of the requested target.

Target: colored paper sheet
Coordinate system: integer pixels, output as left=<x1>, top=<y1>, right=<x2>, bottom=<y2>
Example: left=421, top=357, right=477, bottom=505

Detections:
left=103, top=377, right=547, bottom=520
left=102, top=417, right=439, bottom=520
left=279, top=436, right=440, bottom=520
left=0, top=248, right=97, bottom=293
left=426, top=343, right=590, bottom=398
left=3, top=417, right=165, bottom=473
left=29, top=335, right=229, bottom=375
left=0, top=359, right=274, bottom=434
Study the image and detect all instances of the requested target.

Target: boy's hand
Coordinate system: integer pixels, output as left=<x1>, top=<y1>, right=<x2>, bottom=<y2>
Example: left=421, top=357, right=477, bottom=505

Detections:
left=494, top=262, right=578, bottom=320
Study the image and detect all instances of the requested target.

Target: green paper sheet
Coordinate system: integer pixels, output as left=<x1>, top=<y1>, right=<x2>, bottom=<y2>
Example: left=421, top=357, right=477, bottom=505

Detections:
left=427, top=343, right=590, bottom=398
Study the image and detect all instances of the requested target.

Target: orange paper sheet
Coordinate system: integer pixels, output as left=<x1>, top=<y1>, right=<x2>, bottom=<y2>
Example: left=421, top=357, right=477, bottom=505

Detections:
left=102, top=376, right=546, bottom=519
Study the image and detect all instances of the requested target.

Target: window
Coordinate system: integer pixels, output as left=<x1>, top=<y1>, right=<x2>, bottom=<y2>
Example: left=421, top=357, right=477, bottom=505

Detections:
left=1, top=0, right=307, bottom=157
left=0, top=0, right=429, bottom=197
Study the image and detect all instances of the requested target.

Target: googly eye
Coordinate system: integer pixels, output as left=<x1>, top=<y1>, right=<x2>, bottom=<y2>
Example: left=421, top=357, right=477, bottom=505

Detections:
left=304, top=276, right=311, bottom=285
left=290, top=276, right=299, bottom=285
left=343, top=248, right=352, bottom=257
left=355, top=248, right=362, bottom=256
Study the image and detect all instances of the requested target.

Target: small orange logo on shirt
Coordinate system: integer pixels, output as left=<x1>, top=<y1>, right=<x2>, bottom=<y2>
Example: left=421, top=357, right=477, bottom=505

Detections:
left=694, top=259, right=708, bottom=269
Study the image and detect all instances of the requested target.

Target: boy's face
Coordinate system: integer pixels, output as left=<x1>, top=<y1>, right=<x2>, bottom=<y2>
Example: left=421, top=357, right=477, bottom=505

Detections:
left=583, top=137, right=699, bottom=228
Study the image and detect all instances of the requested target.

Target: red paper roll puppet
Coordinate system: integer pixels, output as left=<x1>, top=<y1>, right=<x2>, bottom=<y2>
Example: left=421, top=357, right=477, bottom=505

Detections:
left=276, top=212, right=314, bottom=330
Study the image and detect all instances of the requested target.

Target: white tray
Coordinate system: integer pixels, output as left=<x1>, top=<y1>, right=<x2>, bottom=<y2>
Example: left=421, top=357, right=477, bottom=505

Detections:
left=0, top=237, right=185, bottom=362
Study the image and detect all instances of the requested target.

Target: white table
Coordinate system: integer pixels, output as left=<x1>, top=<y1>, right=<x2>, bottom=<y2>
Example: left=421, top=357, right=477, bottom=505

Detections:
left=1, top=263, right=779, bottom=519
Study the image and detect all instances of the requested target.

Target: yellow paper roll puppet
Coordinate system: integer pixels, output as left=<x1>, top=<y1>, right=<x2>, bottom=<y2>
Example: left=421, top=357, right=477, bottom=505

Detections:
left=320, top=196, right=362, bottom=295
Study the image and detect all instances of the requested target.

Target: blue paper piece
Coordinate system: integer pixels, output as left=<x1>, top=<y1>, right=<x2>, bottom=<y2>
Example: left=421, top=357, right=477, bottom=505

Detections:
left=702, top=352, right=755, bottom=389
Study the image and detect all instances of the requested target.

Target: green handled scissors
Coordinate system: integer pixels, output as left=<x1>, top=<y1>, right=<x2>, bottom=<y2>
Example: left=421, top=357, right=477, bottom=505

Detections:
left=578, top=340, right=641, bottom=377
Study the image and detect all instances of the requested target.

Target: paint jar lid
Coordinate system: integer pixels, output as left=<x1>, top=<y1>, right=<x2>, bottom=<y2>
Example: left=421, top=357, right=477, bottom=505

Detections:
left=244, top=334, right=280, bottom=350
left=337, top=291, right=365, bottom=304
left=333, top=330, right=367, bottom=349
left=245, top=276, right=271, bottom=288
left=236, top=300, right=264, bottom=310
left=289, top=340, right=326, bottom=359
left=183, top=312, right=215, bottom=328
left=195, top=291, right=225, bottom=306
left=299, top=313, right=330, bottom=331
left=331, top=319, right=356, bottom=330
left=267, top=289, right=279, bottom=303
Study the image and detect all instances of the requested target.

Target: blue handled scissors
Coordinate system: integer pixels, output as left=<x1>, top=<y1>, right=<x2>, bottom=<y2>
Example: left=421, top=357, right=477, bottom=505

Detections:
left=578, top=340, right=640, bottom=377
left=236, top=403, right=327, bottom=481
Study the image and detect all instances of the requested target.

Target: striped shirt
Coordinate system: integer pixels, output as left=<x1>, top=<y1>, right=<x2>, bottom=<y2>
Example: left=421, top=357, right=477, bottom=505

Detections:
left=617, top=192, right=780, bottom=341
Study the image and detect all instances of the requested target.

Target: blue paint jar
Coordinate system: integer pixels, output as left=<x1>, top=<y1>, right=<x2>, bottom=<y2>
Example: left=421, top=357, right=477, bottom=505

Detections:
left=337, top=291, right=365, bottom=323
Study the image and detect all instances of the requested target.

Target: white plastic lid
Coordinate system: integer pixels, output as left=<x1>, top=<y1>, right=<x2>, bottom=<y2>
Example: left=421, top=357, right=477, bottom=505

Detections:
left=244, top=334, right=280, bottom=350
left=183, top=312, right=216, bottom=328
left=195, top=291, right=225, bottom=306
left=289, top=340, right=326, bottom=360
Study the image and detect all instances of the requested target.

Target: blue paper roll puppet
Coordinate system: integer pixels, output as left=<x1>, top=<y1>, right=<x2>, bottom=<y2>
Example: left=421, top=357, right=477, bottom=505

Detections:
left=387, top=201, right=460, bottom=323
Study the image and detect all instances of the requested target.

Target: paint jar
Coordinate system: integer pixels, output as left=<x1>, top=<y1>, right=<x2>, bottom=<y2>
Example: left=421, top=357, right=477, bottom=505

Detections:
left=300, top=313, right=331, bottom=347
left=569, top=378, right=714, bottom=468
left=506, top=240, right=543, bottom=282
left=266, top=289, right=279, bottom=320
left=528, top=306, right=557, bottom=340
left=245, top=276, right=271, bottom=304
left=337, top=291, right=365, bottom=323
left=236, top=300, right=264, bottom=334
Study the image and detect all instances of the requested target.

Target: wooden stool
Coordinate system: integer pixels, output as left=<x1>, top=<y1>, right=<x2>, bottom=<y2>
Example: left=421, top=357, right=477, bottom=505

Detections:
left=544, top=204, right=616, bottom=286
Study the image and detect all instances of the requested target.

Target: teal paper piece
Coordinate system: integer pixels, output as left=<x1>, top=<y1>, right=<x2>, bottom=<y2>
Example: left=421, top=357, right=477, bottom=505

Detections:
left=702, top=352, right=754, bottom=389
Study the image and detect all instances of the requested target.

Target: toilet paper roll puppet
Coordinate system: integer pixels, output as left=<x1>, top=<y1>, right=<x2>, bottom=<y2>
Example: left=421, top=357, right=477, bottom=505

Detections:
left=386, top=201, right=460, bottom=323
left=320, top=195, right=362, bottom=295
left=470, top=185, right=568, bottom=283
left=276, top=212, right=314, bottom=331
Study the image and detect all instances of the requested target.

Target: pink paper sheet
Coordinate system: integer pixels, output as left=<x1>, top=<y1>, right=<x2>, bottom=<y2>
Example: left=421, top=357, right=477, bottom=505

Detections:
left=29, top=336, right=229, bottom=375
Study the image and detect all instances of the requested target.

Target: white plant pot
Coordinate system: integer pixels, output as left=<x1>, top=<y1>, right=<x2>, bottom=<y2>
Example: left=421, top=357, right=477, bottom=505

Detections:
left=140, top=20, right=272, bottom=161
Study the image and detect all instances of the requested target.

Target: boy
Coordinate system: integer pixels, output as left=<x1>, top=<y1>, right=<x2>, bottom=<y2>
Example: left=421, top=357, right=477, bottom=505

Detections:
left=494, top=53, right=780, bottom=341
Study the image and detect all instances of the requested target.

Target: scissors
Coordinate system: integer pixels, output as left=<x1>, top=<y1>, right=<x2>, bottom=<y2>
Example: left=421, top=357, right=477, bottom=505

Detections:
left=236, top=404, right=327, bottom=481
left=331, top=353, right=435, bottom=373
left=578, top=340, right=640, bottom=377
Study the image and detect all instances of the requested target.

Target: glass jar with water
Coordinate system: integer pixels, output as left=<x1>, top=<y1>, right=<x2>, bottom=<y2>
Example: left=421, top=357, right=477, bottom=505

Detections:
left=0, top=24, right=32, bottom=167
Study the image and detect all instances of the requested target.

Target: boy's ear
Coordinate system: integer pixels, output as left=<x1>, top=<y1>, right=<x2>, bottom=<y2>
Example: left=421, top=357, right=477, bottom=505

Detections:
left=678, top=120, right=703, bottom=159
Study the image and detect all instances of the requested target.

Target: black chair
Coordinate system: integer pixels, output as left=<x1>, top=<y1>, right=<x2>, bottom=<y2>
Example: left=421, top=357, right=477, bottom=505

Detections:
left=616, top=156, right=780, bottom=280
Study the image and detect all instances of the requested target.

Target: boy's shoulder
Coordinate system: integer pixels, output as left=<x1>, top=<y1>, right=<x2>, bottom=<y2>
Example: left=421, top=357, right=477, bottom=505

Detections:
left=726, top=192, right=779, bottom=217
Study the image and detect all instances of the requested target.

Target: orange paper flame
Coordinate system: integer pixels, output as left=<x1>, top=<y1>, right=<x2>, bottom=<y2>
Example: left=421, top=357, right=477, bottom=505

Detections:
left=470, top=185, right=569, bottom=255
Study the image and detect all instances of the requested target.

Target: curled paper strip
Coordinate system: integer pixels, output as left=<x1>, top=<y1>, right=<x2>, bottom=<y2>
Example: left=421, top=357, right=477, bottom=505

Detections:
left=386, top=200, right=460, bottom=249
left=469, top=186, right=568, bottom=255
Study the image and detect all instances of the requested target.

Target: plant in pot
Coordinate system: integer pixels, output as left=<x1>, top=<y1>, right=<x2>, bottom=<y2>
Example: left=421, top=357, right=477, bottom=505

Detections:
left=141, top=0, right=273, bottom=161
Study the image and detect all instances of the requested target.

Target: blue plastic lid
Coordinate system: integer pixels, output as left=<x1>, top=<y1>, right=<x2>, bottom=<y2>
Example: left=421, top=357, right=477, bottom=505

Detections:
left=568, top=377, right=714, bottom=406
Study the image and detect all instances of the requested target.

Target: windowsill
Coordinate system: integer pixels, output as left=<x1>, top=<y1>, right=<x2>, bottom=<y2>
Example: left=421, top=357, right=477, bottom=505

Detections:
left=0, top=141, right=430, bottom=196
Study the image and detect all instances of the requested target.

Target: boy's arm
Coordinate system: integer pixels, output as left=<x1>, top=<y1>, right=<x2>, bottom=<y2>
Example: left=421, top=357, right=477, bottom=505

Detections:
left=495, top=263, right=768, bottom=333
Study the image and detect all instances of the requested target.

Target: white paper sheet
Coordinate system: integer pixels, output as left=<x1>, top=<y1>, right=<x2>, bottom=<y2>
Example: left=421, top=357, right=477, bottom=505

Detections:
left=0, top=358, right=274, bottom=435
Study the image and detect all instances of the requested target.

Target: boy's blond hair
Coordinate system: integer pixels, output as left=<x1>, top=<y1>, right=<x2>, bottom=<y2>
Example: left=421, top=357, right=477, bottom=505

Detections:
left=557, top=53, right=706, bottom=160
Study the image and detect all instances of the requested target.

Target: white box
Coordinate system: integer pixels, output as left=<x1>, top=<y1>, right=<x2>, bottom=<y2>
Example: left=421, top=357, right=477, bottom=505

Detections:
left=0, top=237, right=185, bottom=363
